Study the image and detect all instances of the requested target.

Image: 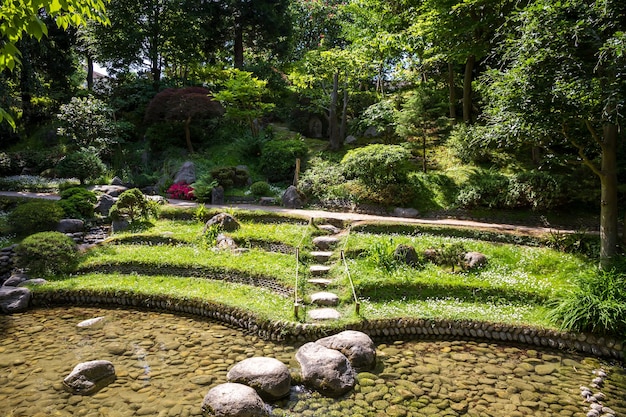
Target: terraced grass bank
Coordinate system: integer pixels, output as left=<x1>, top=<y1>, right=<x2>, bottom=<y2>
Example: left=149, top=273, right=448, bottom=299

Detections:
left=25, top=208, right=625, bottom=361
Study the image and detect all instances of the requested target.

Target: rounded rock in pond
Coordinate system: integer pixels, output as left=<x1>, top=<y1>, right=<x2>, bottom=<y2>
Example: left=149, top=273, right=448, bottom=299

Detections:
left=63, top=360, right=116, bottom=395
left=226, top=357, right=291, bottom=401
left=201, top=383, right=269, bottom=417
left=295, top=342, right=356, bottom=397
left=316, top=330, right=377, bottom=371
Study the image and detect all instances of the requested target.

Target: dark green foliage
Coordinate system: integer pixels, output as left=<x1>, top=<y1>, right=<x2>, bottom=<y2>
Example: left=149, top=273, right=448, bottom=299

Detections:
left=250, top=181, right=271, bottom=196
left=109, top=188, right=159, bottom=223
left=8, top=200, right=64, bottom=236
left=457, top=170, right=568, bottom=210
left=0, top=150, right=62, bottom=176
left=341, top=144, right=412, bottom=188
left=191, top=175, right=219, bottom=203
left=259, top=139, right=308, bottom=182
left=210, top=166, right=249, bottom=189
left=299, top=157, right=348, bottom=202
left=15, top=231, right=79, bottom=276
left=58, top=187, right=97, bottom=219
left=233, top=131, right=270, bottom=159
left=456, top=171, right=510, bottom=209
left=545, top=229, right=600, bottom=258
left=55, top=150, right=106, bottom=184
left=550, top=267, right=626, bottom=336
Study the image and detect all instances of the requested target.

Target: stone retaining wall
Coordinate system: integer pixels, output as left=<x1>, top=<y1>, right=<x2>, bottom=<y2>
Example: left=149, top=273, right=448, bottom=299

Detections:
left=31, top=290, right=624, bottom=362
left=0, top=245, right=16, bottom=281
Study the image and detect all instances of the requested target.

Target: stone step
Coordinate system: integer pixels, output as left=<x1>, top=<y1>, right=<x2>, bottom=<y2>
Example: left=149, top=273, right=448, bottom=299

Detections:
left=310, top=251, right=333, bottom=263
left=308, top=278, right=333, bottom=287
left=309, top=265, right=331, bottom=276
left=318, top=224, right=342, bottom=235
left=308, top=308, right=341, bottom=321
left=312, top=236, right=339, bottom=250
left=310, top=291, right=339, bottom=306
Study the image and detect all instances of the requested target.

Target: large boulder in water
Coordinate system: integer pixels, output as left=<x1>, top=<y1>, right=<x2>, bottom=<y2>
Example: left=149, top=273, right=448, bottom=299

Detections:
left=201, top=383, right=269, bottom=417
left=295, top=342, right=356, bottom=397
left=316, top=330, right=377, bottom=371
left=227, top=357, right=291, bottom=401
left=63, top=360, right=116, bottom=395
left=0, top=286, right=31, bottom=314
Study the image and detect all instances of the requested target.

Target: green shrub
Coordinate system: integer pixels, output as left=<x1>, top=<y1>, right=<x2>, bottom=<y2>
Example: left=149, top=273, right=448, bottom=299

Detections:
left=58, top=187, right=97, bottom=219
left=8, top=200, right=64, bottom=236
left=456, top=170, right=510, bottom=208
left=233, top=131, right=270, bottom=159
left=299, top=157, right=349, bottom=202
left=446, top=124, right=494, bottom=164
left=550, top=268, right=626, bottom=336
left=55, top=149, right=106, bottom=184
left=250, top=181, right=271, bottom=196
left=15, top=231, right=80, bottom=276
left=259, top=139, right=308, bottom=182
left=341, top=144, right=412, bottom=189
left=210, top=166, right=249, bottom=189
left=432, top=242, right=467, bottom=272
left=366, top=238, right=398, bottom=272
left=191, top=175, right=219, bottom=203
left=109, top=188, right=159, bottom=223
left=508, top=171, right=565, bottom=210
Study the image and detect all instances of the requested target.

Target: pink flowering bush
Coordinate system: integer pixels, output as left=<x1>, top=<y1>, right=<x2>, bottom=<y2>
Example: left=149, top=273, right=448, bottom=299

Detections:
left=167, top=182, right=195, bottom=200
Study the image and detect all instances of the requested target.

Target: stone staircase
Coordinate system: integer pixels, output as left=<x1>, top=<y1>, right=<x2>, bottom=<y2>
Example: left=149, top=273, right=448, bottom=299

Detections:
left=305, top=231, right=343, bottom=321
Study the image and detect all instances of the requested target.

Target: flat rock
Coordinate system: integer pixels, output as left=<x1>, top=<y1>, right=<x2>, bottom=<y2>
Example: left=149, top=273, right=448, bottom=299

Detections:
left=309, top=265, right=331, bottom=276
left=318, top=224, right=342, bottom=234
left=308, top=278, right=332, bottom=287
left=57, top=219, right=85, bottom=234
left=312, top=236, right=339, bottom=250
left=77, top=317, right=106, bottom=329
left=308, top=308, right=341, bottom=321
left=310, top=292, right=339, bottom=306
left=310, top=251, right=333, bottom=263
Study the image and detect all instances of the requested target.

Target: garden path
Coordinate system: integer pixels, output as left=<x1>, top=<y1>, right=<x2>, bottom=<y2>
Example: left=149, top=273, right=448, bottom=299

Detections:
left=0, top=191, right=584, bottom=237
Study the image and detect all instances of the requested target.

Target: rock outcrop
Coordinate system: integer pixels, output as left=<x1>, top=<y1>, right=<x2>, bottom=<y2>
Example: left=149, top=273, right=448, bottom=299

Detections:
left=0, top=286, right=31, bottom=313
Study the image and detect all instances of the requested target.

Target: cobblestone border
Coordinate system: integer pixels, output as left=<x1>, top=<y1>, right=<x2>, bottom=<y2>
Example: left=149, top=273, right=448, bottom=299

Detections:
left=30, top=290, right=624, bottom=362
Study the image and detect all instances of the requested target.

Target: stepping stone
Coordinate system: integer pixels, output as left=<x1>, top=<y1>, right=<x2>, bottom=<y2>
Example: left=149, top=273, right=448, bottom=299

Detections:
left=308, top=278, right=332, bottom=287
left=310, top=265, right=331, bottom=276
left=312, top=236, right=339, bottom=250
left=310, top=292, right=339, bottom=306
left=310, top=251, right=333, bottom=263
left=318, top=224, right=342, bottom=234
left=308, top=308, right=341, bottom=321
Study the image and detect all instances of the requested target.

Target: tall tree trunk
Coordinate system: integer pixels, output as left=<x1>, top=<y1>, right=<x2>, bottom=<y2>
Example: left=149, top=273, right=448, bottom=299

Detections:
left=463, top=55, right=475, bottom=124
left=599, top=123, right=619, bottom=269
left=234, top=17, right=244, bottom=69
left=185, top=116, right=194, bottom=153
left=448, top=62, right=456, bottom=123
left=87, top=55, right=94, bottom=91
left=328, top=72, right=341, bottom=150
left=339, top=85, right=348, bottom=143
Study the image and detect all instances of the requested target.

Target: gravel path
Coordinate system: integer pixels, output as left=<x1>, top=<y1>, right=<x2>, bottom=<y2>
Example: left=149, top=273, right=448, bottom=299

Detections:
left=0, top=191, right=578, bottom=237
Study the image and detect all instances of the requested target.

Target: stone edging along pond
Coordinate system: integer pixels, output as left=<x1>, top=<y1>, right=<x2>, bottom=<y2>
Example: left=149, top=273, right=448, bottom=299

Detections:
left=31, top=289, right=624, bottom=362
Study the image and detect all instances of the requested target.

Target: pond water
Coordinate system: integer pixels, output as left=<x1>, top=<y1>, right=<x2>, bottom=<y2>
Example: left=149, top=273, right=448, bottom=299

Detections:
left=0, top=307, right=624, bottom=417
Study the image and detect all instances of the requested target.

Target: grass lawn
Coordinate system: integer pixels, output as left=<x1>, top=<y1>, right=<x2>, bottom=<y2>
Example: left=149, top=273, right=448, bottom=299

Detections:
left=33, top=207, right=596, bottom=330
